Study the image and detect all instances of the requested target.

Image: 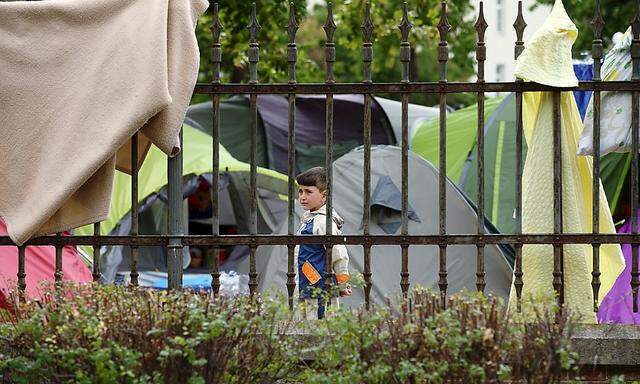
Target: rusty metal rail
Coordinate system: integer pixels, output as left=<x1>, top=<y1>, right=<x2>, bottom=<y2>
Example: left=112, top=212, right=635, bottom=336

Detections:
left=3, top=0, right=640, bottom=315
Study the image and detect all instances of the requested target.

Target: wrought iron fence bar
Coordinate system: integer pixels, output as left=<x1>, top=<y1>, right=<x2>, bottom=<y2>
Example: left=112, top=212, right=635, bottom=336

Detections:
left=437, top=1, right=450, bottom=308
left=194, top=81, right=640, bottom=95
left=552, top=91, right=564, bottom=306
left=632, top=8, right=640, bottom=312
left=475, top=1, right=488, bottom=294
left=399, top=2, right=412, bottom=299
left=130, top=131, right=139, bottom=287
left=362, top=1, right=373, bottom=311
left=54, top=232, right=63, bottom=285
left=591, top=0, right=604, bottom=312
left=210, top=2, right=223, bottom=296
left=92, top=222, right=101, bottom=282
left=513, top=0, right=527, bottom=313
left=247, top=3, right=260, bottom=297
left=17, top=245, right=25, bottom=296
left=9, top=233, right=640, bottom=247
left=9, top=0, right=640, bottom=312
left=167, top=129, right=184, bottom=290
left=323, top=2, right=337, bottom=306
left=286, top=1, right=298, bottom=311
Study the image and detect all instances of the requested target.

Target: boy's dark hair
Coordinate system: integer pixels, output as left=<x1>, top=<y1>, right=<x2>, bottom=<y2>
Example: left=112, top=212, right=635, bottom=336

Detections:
left=296, top=167, right=327, bottom=191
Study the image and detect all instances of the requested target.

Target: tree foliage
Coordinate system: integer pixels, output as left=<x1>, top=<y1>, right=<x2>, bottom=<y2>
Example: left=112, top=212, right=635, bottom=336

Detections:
left=533, top=0, right=636, bottom=54
left=195, top=0, right=478, bottom=107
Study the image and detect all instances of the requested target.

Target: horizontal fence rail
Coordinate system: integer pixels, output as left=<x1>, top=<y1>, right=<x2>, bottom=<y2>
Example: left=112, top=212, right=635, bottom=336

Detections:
left=2, top=0, right=640, bottom=316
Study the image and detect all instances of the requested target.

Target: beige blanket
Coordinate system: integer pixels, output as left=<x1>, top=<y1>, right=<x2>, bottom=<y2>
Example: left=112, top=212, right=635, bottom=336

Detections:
left=0, top=0, right=208, bottom=245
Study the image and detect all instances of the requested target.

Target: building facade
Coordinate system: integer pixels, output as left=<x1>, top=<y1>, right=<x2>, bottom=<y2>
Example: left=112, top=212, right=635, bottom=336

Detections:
left=473, top=0, right=551, bottom=85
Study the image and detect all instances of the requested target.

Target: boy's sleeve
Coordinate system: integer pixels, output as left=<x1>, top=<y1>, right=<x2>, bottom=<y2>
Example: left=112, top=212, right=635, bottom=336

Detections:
left=313, top=216, right=350, bottom=283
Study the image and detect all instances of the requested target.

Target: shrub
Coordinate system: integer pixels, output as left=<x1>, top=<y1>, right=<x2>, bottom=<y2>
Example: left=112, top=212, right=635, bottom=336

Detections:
left=0, top=284, right=579, bottom=383
left=299, top=290, right=578, bottom=384
left=0, top=284, right=298, bottom=384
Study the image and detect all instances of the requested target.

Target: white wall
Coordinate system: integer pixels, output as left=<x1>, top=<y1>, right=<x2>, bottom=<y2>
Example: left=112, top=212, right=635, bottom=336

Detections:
left=472, top=0, right=551, bottom=85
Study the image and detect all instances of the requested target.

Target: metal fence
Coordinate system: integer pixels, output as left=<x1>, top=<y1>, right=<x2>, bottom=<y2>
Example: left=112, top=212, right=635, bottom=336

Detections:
left=2, top=0, right=640, bottom=315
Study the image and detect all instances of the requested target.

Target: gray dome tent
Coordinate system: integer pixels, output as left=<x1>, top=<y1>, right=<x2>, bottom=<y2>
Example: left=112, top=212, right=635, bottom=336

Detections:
left=245, top=146, right=513, bottom=307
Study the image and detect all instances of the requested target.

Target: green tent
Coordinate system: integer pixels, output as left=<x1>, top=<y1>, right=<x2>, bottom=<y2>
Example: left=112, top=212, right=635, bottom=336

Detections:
left=411, top=97, right=504, bottom=182
left=186, top=97, right=269, bottom=167
left=76, top=124, right=289, bottom=282
left=412, top=94, right=629, bottom=234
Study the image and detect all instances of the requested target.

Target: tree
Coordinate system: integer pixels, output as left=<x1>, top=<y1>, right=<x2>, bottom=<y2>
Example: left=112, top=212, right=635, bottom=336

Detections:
left=195, top=0, right=478, bottom=107
left=533, top=0, right=636, bottom=54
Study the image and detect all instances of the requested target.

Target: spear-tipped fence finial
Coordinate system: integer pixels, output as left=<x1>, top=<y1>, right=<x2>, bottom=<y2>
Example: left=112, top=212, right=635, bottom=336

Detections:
left=398, top=2, right=413, bottom=83
left=513, top=1, right=527, bottom=60
left=398, top=2, right=412, bottom=44
left=437, top=1, right=451, bottom=43
left=437, top=1, right=451, bottom=82
left=592, top=0, right=604, bottom=42
left=323, top=2, right=337, bottom=84
left=323, top=2, right=337, bottom=43
left=210, top=3, right=223, bottom=43
left=247, top=3, right=261, bottom=44
left=591, top=0, right=604, bottom=80
left=362, top=1, right=374, bottom=44
left=287, top=2, right=299, bottom=84
left=247, top=3, right=261, bottom=84
left=475, top=1, right=488, bottom=44
left=475, top=1, right=488, bottom=82
left=362, top=1, right=374, bottom=84
left=287, top=2, right=298, bottom=45
left=211, top=3, right=223, bottom=84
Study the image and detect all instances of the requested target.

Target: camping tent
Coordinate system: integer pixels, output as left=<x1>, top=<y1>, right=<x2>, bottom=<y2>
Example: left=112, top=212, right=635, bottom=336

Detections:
left=413, top=93, right=629, bottom=234
left=76, top=124, right=289, bottom=285
left=0, top=220, right=93, bottom=308
left=411, top=96, right=505, bottom=183
left=243, top=146, right=513, bottom=307
left=186, top=95, right=439, bottom=174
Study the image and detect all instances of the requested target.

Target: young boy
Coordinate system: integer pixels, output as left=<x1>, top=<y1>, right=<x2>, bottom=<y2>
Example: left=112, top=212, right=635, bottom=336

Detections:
left=295, top=167, right=351, bottom=320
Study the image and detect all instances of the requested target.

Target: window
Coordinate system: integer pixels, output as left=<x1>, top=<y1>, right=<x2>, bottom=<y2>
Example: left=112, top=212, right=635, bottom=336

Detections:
left=496, top=63, right=505, bottom=82
left=497, top=0, right=505, bottom=33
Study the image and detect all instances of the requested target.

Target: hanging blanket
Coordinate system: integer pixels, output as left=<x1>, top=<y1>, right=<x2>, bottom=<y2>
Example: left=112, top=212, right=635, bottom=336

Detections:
left=0, top=0, right=208, bottom=245
left=508, top=0, right=624, bottom=322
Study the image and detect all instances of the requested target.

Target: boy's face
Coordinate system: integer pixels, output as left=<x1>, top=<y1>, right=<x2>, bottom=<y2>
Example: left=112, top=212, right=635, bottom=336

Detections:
left=298, top=185, right=326, bottom=211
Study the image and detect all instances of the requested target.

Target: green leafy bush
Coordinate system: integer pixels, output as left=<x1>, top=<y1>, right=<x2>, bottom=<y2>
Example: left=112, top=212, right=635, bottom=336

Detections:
left=0, top=285, right=298, bottom=384
left=300, top=290, right=578, bottom=384
left=0, top=284, right=580, bottom=383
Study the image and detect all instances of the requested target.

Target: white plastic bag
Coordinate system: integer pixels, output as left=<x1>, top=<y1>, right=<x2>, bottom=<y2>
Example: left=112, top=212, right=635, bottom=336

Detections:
left=219, top=271, right=249, bottom=297
left=578, top=27, right=635, bottom=156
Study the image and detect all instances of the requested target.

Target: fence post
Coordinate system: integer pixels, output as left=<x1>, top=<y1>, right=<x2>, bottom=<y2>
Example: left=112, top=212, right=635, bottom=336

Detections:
left=167, top=130, right=184, bottom=291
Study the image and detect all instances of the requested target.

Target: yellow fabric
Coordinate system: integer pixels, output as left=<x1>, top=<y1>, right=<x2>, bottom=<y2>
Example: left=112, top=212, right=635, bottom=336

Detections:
left=513, top=0, right=579, bottom=88
left=509, top=0, right=624, bottom=322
